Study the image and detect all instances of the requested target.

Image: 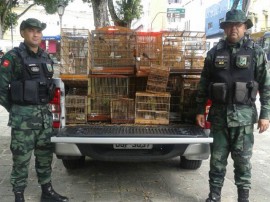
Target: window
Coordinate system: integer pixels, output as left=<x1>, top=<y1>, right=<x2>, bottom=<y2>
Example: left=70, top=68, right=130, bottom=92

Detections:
left=265, top=15, right=268, bottom=29
left=208, top=22, right=213, bottom=29
left=168, top=0, right=181, bottom=4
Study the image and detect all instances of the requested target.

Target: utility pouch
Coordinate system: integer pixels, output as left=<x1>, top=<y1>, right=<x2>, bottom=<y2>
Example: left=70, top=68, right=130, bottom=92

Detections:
left=48, top=82, right=56, bottom=101
left=10, top=81, right=24, bottom=103
left=24, top=80, right=39, bottom=104
left=247, top=81, right=258, bottom=102
left=209, top=83, right=228, bottom=104
left=234, top=82, right=249, bottom=104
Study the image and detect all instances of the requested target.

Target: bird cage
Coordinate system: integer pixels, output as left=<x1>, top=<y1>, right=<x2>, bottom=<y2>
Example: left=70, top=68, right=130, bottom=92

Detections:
left=61, top=28, right=90, bottom=75
left=87, top=75, right=130, bottom=121
left=135, top=32, right=163, bottom=75
left=162, top=31, right=206, bottom=70
left=111, top=98, right=135, bottom=123
left=135, top=92, right=171, bottom=125
left=65, top=95, right=87, bottom=123
left=90, top=26, right=136, bottom=75
left=146, top=65, right=170, bottom=93
left=180, top=77, right=200, bottom=122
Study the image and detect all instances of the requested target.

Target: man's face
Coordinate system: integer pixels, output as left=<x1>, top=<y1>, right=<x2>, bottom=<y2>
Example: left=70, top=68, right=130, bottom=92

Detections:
left=223, top=22, right=247, bottom=43
left=20, top=27, right=43, bottom=48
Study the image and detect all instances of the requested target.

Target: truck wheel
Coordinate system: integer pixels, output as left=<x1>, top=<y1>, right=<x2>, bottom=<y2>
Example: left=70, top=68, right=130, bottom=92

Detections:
left=62, top=156, right=85, bottom=169
left=180, top=156, right=202, bottom=170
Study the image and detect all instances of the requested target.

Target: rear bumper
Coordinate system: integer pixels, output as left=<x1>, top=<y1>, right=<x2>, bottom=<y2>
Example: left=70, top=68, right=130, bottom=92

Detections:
left=51, top=125, right=212, bottom=161
left=52, top=136, right=212, bottom=161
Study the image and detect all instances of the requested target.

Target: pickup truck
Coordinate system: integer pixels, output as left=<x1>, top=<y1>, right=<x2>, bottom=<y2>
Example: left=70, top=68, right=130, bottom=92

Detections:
left=50, top=27, right=213, bottom=170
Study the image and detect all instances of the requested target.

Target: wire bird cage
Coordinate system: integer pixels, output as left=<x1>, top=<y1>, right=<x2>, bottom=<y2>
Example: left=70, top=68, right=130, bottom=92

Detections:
left=135, top=92, right=171, bottom=125
left=180, top=77, right=200, bottom=122
left=87, top=76, right=130, bottom=121
left=146, top=65, right=170, bottom=93
left=65, top=95, right=87, bottom=123
left=111, top=98, right=135, bottom=123
left=162, top=31, right=207, bottom=70
left=90, top=26, right=136, bottom=75
left=135, top=32, right=162, bottom=75
left=61, top=28, right=90, bottom=75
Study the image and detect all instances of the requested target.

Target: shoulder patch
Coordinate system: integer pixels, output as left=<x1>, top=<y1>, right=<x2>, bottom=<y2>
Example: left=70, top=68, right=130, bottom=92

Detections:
left=2, top=59, right=10, bottom=67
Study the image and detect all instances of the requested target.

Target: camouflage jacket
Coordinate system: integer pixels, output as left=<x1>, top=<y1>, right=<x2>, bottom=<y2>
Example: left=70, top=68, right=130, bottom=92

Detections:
left=0, top=43, right=53, bottom=130
left=196, top=37, right=270, bottom=127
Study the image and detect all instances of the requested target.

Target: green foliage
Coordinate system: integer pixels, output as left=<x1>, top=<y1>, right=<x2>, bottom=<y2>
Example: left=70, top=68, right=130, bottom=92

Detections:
left=0, top=0, right=72, bottom=37
left=34, top=0, right=70, bottom=14
left=4, top=12, right=18, bottom=31
left=115, top=0, right=143, bottom=23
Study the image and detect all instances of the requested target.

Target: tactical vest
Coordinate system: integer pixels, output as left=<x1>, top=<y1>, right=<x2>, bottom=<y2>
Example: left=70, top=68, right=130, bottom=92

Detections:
left=10, top=43, right=55, bottom=105
left=209, top=39, right=257, bottom=104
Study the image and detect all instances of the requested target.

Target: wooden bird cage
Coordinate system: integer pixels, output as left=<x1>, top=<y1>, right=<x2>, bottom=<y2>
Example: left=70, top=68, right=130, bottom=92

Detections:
left=65, top=95, right=87, bottom=123
left=87, top=75, right=130, bottom=121
left=146, top=65, right=170, bottom=93
left=60, top=28, right=90, bottom=75
left=135, top=92, right=171, bottom=125
left=90, top=26, right=136, bottom=75
left=111, top=98, right=135, bottom=123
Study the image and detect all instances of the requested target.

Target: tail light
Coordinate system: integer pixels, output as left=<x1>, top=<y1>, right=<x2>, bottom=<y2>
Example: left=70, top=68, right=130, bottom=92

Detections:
left=50, top=88, right=61, bottom=128
left=204, top=99, right=212, bottom=129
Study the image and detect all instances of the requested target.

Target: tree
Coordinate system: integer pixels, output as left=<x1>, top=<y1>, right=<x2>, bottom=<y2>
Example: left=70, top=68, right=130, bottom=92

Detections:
left=83, top=0, right=143, bottom=29
left=0, top=0, right=70, bottom=39
left=108, top=0, right=143, bottom=28
left=82, top=0, right=109, bottom=29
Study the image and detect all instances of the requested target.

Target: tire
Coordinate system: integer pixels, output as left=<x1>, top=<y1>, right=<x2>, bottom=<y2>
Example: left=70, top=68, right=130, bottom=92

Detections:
left=179, top=156, right=202, bottom=170
left=62, top=156, right=85, bottom=169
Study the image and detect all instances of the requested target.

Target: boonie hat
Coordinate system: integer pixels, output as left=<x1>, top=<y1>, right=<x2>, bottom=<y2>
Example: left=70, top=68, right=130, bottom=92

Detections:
left=20, top=18, right=46, bottom=31
left=220, top=9, right=253, bottom=29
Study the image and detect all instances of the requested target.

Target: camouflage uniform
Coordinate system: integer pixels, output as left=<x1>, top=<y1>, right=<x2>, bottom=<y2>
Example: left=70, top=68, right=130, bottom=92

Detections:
left=0, top=45, right=54, bottom=192
left=196, top=36, right=270, bottom=192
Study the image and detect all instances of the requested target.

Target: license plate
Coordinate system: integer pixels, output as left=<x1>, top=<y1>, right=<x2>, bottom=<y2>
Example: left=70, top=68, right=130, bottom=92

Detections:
left=113, top=144, right=153, bottom=149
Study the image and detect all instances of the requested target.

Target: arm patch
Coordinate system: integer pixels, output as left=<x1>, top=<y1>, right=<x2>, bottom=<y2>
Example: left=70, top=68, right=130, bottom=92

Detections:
left=2, top=59, right=10, bottom=68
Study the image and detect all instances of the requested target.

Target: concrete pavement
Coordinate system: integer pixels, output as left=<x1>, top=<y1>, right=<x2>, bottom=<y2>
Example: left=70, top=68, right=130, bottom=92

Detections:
left=1, top=105, right=270, bottom=202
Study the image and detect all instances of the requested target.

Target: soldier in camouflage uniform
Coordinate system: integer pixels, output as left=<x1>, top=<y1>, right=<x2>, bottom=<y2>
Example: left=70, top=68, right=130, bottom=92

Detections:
left=0, top=18, right=68, bottom=202
left=196, top=10, right=270, bottom=202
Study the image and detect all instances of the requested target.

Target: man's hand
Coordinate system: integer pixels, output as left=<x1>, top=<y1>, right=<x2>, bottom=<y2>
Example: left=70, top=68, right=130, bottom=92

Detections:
left=257, top=119, right=270, bottom=133
left=196, top=114, right=205, bottom=128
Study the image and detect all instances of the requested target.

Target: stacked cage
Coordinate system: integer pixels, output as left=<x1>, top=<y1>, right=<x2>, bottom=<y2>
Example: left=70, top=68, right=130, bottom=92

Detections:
left=60, top=27, right=207, bottom=125
left=135, top=32, right=163, bottom=76
left=162, top=31, right=207, bottom=71
left=90, top=26, right=136, bottom=75
left=135, top=92, right=171, bottom=125
left=87, top=75, right=130, bottom=121
left=111, top=98, right=135, bottom=123
left=88, top=27, right=137, bottom=123
left=180, top=76, right=200, bottom=122
left=135, top=65, right=171, bottom=125
left=65, top=95, right=87, bottom=124
left=182, top=31, right=206, bottom=69
left=61, top=28, right=89, bottom=75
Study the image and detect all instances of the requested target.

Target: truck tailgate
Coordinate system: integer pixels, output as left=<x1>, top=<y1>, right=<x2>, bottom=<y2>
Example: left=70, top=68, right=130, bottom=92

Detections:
left=51, top=125, right=213, bottom=144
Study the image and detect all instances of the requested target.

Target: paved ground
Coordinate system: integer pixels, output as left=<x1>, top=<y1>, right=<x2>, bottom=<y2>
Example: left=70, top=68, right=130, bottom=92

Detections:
left=1, top=105, right=270, bottom=202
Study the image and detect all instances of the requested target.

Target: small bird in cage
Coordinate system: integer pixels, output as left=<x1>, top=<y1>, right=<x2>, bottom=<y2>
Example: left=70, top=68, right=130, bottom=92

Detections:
left=142, top=52, right=151, bottom=60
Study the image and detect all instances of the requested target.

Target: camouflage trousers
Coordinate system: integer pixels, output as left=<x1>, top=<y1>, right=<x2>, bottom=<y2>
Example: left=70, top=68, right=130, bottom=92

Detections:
left=10, top=127, right=54, bottom=192
left=209, top=124, right=254, bottom=189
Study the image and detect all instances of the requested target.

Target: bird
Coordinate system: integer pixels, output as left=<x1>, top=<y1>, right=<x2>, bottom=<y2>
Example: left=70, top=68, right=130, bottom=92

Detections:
left=98, top=36, right=106, bottom=43
left=142, top=52, right=151, bottom=60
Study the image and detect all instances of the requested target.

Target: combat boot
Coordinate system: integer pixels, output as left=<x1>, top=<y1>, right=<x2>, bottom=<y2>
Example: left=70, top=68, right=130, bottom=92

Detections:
left=14, top=191, right=25, bottom=202
left=41, top=182, right=68, bottom=202
left=205, top=186, right=221, bottom=202
left=238, top=189, right=249, bottom=202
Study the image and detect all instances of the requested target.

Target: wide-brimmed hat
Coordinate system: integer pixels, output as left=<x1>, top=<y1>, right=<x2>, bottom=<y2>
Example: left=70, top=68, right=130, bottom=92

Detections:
left=220, top=9, right=253, bottom=29
left=20, top=18, right=46, bottom=31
